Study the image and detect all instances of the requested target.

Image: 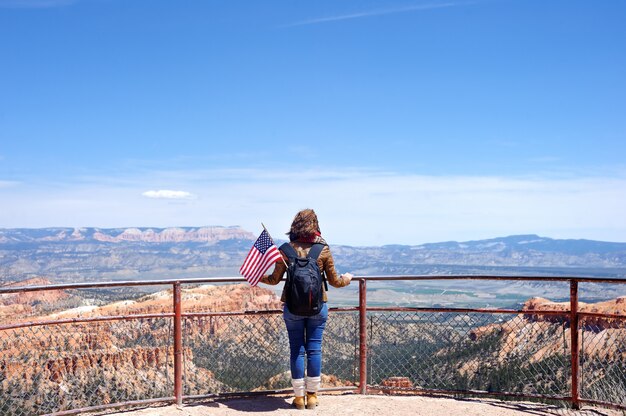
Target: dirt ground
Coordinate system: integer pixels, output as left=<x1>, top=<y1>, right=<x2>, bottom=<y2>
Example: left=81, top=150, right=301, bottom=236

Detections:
left=109, top=393, right=624, bottom=416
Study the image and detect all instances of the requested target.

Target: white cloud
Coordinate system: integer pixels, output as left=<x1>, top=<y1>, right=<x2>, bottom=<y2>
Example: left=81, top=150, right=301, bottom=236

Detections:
left=2, top=168, right=625, bottom=246
left=0, top=180, right=19, bottom=188
left=286, top=2, right=467, bottom=27
left=142, top=190, right=195, bottom=200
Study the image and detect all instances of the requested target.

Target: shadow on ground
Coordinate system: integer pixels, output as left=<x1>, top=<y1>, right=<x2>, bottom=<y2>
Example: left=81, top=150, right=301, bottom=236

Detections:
left=186, top=396, right=293, bottom=413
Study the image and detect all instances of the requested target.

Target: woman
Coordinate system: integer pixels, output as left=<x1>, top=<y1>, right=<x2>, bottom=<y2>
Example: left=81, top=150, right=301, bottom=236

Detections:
left=260, top=209, right=353, bottom=410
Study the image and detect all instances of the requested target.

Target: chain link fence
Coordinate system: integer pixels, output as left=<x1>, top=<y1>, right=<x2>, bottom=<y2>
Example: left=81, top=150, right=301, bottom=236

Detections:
left=183, top=313, right=288, bottom=395
left=182, top=310, right=360, bottom=396
left=368, top=311, right=571, bottom=397
left=1, top=279, right=625, bottom=415
left=580, top=315, right=626, bottom=407
left=0, top=318, right=173, bottom=416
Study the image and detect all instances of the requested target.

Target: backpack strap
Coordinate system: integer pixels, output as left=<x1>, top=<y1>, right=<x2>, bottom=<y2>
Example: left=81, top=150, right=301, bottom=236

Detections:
left=279, top=242, right=325, bottom=260
left=279, top=242, right=297, bottom=261
left=308, top=243, right=328, bottom=291
left=307, top=243, right=325, bottom=260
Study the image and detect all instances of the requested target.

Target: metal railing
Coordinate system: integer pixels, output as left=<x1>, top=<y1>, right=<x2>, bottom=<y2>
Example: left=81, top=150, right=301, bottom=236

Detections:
left=0, top=275, right=625, bottom=415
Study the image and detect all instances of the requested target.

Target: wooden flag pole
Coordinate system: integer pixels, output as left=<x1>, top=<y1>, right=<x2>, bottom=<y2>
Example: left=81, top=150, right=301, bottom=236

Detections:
left=262, top=223, right=288, bottom=268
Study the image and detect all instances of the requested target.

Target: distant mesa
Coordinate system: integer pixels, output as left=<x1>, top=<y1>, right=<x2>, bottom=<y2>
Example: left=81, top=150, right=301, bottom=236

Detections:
left=92, top=226, right=256, bottom=243
left=1, top=277, right=63, bottom=303
left=1, top=228, right=625, bottom=284
left=0, top=277, right=70, bottom=321
left=0, top=226, right=256, bottom=244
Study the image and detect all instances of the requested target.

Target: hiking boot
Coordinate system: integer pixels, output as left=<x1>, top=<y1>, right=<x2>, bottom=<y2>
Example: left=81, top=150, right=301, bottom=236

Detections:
left=291, top=378, right=305, bottom=409
left=305, top=376, right=321, bottom=409
left=306, top=392, right=318, bottom=409
left=293, top=396, right=305, bottom=410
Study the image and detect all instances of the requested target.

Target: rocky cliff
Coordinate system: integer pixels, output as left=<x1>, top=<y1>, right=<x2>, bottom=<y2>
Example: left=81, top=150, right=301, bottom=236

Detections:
left=1, top=278, right=625, bottom=413
left=521, top=296, right=626, bottom=330
left=364, top=295, right=626, bottom=401
left=0, top=277, right=72, bottom=321
left=0, top=226, right=255, bottom=244
left=447, top=297, right=626, bottom=398
left=0, top=283, right=283, bottom=414
left=467, top=297, right=626, bottom=361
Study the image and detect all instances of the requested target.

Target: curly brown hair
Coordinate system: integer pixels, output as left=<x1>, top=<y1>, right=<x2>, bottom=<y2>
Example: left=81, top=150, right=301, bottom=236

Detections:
left=287, top=209, right=321, bottom=241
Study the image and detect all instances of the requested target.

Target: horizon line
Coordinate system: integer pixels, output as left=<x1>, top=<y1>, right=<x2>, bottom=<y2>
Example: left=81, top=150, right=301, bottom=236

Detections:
left=2, top=227, right=625, bottom=245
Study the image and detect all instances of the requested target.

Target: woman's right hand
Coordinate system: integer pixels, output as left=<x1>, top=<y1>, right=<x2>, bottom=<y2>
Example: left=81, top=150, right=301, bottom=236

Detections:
left=340, top=272, right=353, bottom=285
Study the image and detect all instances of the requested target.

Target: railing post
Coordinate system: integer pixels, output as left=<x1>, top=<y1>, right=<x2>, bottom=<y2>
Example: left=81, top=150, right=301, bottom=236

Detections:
left=173, top=282, right=183, bottom=407
left=359, top=279, right=368, bottom=394
left=570, top=280, right=580, bottom=410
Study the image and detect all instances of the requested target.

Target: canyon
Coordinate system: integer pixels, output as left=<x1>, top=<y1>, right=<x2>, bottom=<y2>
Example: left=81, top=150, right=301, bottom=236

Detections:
left=0, top=282, right=282, bottom=415
left=0, top=277, right=624, bottom=414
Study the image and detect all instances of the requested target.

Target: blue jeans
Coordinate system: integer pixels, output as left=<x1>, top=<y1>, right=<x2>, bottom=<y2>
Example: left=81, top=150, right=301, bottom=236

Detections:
left=283, top=303, right=328, bottom=379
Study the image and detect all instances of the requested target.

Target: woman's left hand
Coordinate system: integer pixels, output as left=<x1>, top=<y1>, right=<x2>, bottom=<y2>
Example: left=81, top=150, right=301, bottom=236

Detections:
left=340, top=273, right=353, bottom=285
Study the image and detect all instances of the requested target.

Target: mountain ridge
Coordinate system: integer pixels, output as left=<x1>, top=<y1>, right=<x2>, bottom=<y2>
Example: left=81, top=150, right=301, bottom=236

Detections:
left=2, top=227, right=625, bottom=251
left=0, top=226, right=254, bottom=244
left=1, top=228, right=625, bottom=283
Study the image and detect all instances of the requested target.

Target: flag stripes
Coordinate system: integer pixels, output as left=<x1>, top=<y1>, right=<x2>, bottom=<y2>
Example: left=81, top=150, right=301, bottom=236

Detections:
left=239, top=229, right=282, bottom=286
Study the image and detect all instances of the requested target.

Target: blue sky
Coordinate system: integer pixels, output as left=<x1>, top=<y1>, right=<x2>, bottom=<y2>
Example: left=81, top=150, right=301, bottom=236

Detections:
left=1, top=0, right=625, bottom=245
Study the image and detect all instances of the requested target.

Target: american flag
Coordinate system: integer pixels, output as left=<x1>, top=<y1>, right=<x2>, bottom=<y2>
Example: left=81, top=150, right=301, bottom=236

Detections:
left=239, top=229, right=283, bottom=286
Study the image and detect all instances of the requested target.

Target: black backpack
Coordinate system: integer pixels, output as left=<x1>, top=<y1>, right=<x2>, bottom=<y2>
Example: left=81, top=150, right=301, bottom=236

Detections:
left=280, top=242, right=327, bottom=316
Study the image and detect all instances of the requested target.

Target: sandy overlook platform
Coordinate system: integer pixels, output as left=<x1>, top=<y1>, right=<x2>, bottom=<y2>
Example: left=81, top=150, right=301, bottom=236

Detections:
left=110, top=394, right=621, bottom=416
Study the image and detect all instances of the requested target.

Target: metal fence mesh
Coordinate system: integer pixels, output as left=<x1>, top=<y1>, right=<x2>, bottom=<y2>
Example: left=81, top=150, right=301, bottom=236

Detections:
left=321, top=311, right=360, bottom=386
left=0, top=318, right=173, bottom=416
left=183, top=313, right=288, bottom=395
left=580, top=315, right=626, bottom=407
left=368, top=312, right=571, bottom=397
left=1, top=301, right=626, bottom=415
left=182, top=310, right=360, bottom=396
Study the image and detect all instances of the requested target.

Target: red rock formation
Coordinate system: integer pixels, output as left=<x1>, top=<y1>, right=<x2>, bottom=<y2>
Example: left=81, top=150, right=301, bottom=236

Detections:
left=468, top=322, right=505, bottom=341
left=522, top=296, right=626, bottom=330
left=0, top=277, right=70, bottom=321
left=39, top=283, right=283, bottom=318
left=40, top=346, right=188, bottom=382
left=0, top=284, right=276, bottom=412
left=0, top=284, right=283, bottom=360
left=467, top=296, right=626, bottom=365
left=92, top=226, right=254, bottom=243
left=1, top=277, right=68, bottom=304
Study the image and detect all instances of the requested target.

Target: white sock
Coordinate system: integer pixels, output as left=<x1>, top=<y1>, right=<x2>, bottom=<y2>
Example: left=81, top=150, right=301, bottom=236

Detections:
left=305, top=376, right=321, bottom=393
left=291, top=378, right=305, bottom=397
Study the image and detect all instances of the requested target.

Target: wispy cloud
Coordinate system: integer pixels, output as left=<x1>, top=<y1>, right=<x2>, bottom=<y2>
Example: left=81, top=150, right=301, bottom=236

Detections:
left=0, top=180, right=19, bottom=188
left=0, top=0, right=76, bottom=8
left=285, top=2, right=468, bottom=27
left=142, top=190, right=196, bottom=200
left=2, top=168, right=625, bottom=245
